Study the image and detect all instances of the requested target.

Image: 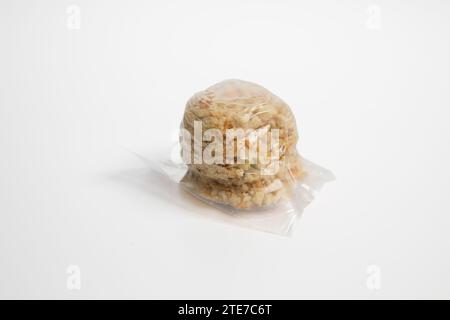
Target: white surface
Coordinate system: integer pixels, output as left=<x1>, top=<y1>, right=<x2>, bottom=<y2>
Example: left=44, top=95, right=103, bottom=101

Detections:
left=1, top=0, right=450, bottom=299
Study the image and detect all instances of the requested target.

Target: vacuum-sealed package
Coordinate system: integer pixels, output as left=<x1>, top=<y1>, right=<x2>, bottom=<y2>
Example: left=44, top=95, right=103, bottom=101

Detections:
left=158, top=79, right=333, bottom=235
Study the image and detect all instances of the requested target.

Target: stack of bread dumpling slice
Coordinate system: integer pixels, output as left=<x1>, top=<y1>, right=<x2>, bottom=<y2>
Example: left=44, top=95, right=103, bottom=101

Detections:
left=180, top=79, right=305, bottom=209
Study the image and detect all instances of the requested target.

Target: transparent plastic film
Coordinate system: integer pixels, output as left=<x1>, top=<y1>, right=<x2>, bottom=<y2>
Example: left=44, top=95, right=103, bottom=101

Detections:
left=153, top=79, right=333, bottom=235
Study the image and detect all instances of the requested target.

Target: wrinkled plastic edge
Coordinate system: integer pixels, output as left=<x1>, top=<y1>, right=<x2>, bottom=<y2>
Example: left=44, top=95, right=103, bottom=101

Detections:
left=128, top=146, right=334, bottom=236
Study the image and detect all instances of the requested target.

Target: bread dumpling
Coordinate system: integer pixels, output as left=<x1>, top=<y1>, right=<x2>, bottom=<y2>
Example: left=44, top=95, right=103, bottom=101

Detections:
left=180, top=79, right=304, bottom=209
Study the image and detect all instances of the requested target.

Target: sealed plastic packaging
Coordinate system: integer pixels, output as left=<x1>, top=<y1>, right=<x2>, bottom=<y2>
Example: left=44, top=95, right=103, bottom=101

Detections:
left=158, top=79, right=333, bottom=235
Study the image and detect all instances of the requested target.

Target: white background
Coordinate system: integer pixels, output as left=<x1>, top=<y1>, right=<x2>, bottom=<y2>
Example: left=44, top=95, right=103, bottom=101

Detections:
left=1, top=0, right=449, bottom=299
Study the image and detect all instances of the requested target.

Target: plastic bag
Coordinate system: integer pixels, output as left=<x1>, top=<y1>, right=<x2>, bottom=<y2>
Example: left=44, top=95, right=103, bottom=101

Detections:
left=159, top=79, right=333, bottom=235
